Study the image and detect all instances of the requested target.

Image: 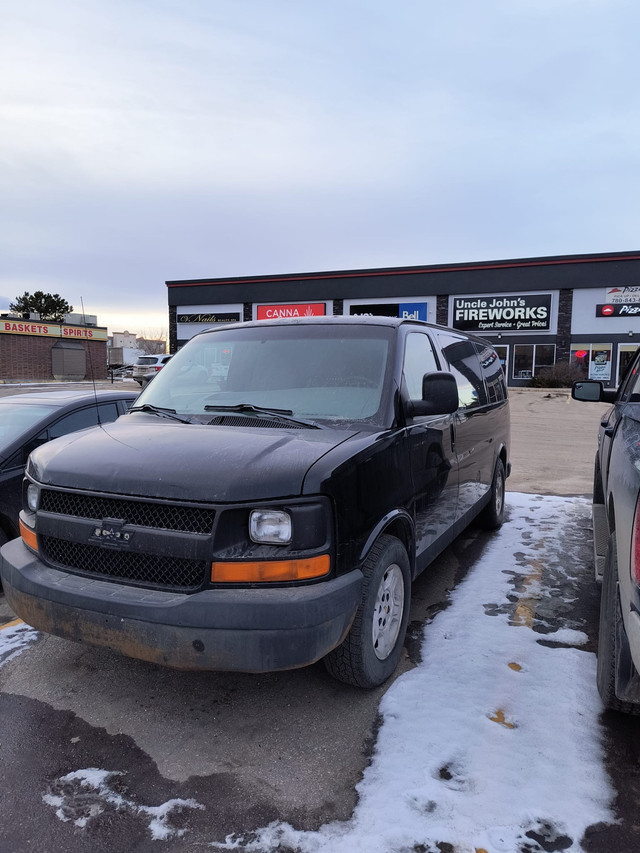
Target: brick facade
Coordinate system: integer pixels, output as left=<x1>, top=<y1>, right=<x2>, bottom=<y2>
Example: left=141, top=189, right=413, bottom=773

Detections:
left=0, top=334, right=107, bottom=382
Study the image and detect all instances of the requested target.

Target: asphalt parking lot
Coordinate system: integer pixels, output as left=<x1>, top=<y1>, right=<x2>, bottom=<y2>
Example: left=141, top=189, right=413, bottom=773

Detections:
left=506, top=387, right=612, bottom=495
left=0, top=380, right=631, bottom=852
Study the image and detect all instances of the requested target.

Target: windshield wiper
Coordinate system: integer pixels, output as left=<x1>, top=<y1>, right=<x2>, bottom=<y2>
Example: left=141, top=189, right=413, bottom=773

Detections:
left=203, top=402, right=321, bottom=429
left=130, top=404, right=191, bottom=424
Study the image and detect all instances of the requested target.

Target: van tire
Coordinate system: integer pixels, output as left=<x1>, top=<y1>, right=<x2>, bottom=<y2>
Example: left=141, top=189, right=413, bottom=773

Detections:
left=324, top=535, right=411, bottom=688
left=478, top=458, right=506, bottom=531
left=597, top=534, right=640, bottom=714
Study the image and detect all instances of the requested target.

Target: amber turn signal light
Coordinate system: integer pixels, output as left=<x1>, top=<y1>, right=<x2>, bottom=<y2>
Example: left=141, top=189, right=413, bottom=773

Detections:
left=211, top=554, right=330, bottom=583
left=20, top=519, right=38, bottom=552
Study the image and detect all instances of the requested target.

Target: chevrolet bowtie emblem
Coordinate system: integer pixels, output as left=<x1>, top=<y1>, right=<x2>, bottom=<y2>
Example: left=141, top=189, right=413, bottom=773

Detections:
left=91, top=518, right=132, bottom=545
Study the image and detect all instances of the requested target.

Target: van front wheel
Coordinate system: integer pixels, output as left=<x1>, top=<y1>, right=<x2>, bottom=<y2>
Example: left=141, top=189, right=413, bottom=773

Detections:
left=324, top=534, right=411, bottom=688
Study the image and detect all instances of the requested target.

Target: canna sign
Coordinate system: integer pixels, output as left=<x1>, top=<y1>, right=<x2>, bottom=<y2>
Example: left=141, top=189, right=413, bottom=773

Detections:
left=256, top=303, right=326, bottom=320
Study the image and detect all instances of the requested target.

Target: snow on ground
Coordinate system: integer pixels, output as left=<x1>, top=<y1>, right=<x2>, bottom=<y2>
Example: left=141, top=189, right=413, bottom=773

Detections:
left=212, top=494, right=614, bottom=853
left=0, top=619, right=40, bottom=667
left=42, top=769, right=204, bottom=840
left=0, top=495, right=616, bottom=850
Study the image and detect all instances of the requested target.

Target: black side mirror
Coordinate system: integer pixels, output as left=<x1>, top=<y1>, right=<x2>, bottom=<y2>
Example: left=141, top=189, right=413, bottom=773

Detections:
left=407, top=372, right=459, bottom=417
left=572, top=380, right=617, bottom=404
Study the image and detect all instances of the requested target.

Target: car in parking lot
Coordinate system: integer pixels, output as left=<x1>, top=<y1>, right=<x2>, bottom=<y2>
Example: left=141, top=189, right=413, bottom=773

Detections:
left=132, top=354, right=172, bottom=385
left=0, top=390, right=137, bottom=546
left=1, top=317, right=510, bottom=687
left=573, top=349, right=640, bottom=714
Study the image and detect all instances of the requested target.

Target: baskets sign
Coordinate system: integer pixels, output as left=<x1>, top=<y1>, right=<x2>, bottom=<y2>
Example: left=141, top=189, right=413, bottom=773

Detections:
left=1, top=321, right=107, bottom=340
left=452, top=294, right=552, bottom=332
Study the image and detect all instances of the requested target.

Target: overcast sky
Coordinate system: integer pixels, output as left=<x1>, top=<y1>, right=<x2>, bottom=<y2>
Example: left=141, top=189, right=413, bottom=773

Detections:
left=2, top=0, right=639, bottom=335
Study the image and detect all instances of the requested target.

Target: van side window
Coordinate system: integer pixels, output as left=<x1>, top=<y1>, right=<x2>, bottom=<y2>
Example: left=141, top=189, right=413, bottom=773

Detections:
left=618, top=352, right=640, bottom=402
left=626, top=360, right=640, bottom=402
left=475, top=343, right=507, bottom=403
left=437, top=334, right=488, bottom=410
left=402, top=333, right=439, bottom=400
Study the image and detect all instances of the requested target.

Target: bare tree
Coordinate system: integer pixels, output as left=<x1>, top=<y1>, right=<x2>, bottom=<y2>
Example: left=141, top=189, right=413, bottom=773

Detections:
left=137, top=328, right=168, bottom=355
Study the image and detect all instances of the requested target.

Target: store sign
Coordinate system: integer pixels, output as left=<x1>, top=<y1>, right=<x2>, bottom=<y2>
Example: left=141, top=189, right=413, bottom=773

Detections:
left=606, top=287, right=640, bottom=304
left=596, top=303, right=640, bottom=317
left=589, top=350, right=611, bottom=381
left=452, top=294, right=552, bottom=332
left=257, top=303, right=326, bottom=320
left=177, top=312, right=241, bottom=323
left=349, top=302, right=428, bottom=321
left=0, top=321, right=107, bottom=340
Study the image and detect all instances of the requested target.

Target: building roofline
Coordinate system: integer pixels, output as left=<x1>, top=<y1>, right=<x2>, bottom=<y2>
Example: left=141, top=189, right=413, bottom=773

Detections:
left=165, top=249, right=640, bottom=288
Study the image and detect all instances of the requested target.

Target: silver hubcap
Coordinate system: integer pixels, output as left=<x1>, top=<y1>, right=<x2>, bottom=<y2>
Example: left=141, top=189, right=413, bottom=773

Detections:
left=372, top=564, right=405, bottom=660
left=495, top=470, right=504, bottom=516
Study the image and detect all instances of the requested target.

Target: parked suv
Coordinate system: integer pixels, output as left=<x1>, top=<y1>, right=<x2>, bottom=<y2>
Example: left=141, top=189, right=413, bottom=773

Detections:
left=573, top=351, right=640, bottom=714
left=1, top=317, right=510, bottom=687
left=132, top=354, right=172, bottom=385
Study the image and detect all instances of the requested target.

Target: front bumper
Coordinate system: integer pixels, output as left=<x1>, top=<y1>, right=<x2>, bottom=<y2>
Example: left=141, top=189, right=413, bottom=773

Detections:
left=0, top=538, right=362, bottom=672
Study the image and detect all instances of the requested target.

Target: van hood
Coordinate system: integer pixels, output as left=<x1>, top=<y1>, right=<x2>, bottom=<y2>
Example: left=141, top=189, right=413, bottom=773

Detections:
left=28, top=416, right=358, bottom=502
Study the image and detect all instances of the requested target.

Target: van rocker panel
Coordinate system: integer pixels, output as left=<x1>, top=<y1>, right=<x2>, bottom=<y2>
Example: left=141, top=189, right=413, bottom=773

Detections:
left=1, top=538, right=362, bottom=672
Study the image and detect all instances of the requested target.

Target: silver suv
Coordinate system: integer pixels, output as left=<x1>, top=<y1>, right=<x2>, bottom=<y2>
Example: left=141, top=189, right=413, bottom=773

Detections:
left=132, top=354, right=172, bottom=386
left=573, top=353, right=640, bottom=715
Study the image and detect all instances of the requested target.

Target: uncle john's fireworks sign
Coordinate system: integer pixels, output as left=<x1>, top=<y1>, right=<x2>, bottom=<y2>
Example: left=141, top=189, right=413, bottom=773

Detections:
left=452, top=294, right=552, bottom=333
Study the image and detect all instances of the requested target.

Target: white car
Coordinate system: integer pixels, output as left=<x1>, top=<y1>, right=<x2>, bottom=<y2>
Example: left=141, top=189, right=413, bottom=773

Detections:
left=132, top=354, right=172, bottom=386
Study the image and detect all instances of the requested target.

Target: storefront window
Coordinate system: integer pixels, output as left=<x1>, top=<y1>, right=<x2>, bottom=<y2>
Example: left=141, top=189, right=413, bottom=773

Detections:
left=535, top=345, right=556, bottom=369
left=494, top=345, right=508, bottom=376
left=513, top=345, right=534, bottom=380
left=512, top=344, right=556, bottom=380
left=571, top=344, right=612, bottom=381
left=618, top=344, right=638, bottom=385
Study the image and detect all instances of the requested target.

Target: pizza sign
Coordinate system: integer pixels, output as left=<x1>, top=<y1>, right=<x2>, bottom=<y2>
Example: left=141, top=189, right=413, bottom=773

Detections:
left=596, top=304, right=640, bottom=317
left=606, top=287, right=640, bottom=304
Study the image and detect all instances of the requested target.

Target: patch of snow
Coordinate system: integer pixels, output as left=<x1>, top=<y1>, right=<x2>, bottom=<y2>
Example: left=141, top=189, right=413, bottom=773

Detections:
left=0, top=621, right=41, bottom=667
left=43, top=768, right=204, bottom=839
left=538, top=628, right=590, bottom=646
left=211, top=495, right=614, bottom=853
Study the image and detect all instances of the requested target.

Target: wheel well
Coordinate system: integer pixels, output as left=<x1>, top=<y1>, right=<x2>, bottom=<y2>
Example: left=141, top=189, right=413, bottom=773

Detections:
left=381, top=518, right=413, bottom=571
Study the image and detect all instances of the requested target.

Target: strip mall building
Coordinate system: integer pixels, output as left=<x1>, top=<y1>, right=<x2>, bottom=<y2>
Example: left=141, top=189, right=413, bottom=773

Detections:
left=167, top=250, right=640, bottom=388
left=0, top=315, right=108, bottom=382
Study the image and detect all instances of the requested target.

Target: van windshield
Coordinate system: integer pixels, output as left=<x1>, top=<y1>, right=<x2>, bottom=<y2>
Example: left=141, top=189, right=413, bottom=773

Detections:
left=135, top=323, right=395, bottom=426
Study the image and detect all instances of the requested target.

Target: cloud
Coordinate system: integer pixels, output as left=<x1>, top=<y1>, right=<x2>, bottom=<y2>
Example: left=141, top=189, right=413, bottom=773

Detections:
left=1, top=0, right=639, bottom=324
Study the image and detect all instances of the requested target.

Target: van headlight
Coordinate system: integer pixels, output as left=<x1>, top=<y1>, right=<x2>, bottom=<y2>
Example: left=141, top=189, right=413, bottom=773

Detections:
left=249, top=509, right=292, bottom=545
left=26, top=483, right=40, bottom=512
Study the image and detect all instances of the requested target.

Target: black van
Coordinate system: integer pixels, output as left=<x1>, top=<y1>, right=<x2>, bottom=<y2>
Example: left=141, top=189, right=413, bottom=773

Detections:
left=0, top=317, right=510, bottom=687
